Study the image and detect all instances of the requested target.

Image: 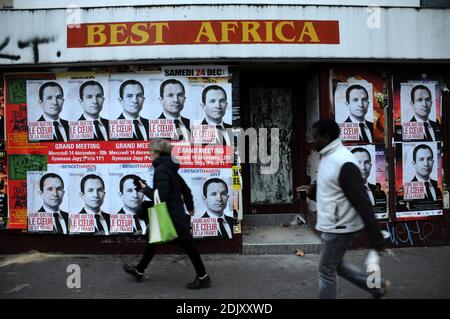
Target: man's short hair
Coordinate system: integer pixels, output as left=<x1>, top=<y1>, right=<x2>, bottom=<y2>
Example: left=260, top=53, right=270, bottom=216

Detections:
left=412, top=144, right=434, bottom=162
left=312, top=119, right=341, bottom=141
left=119, top=174, right=140, bottom=193
left=39, top=173, right=64, bottom=192
left=79, top=80, right=104, bottom=100
left=351, top=147, right=372, bottom=162
left=39, top=82, right=63, bottom=101
left=202, top=85, right=227, bottom=104
left=410, top=85, right=432, bottom=103
left=119, top=80, right=144, bottom=99
left=80, top=174, right=105, bottom=193
left=160, top=79, right=185, bottom=98
left=203, top=178, right=228, bottom=197
left=345, top=84, right=369, bottom=103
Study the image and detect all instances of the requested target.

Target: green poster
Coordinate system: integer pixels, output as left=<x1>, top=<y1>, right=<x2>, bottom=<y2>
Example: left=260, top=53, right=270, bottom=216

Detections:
left=8, top=154, right=47, bottom=180
left=8, top=79, right=27, bottom=104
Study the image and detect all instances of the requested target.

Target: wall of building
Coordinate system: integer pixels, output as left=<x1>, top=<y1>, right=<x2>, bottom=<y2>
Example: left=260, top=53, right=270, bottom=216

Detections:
left=7, top=0, right=422, bottom=10
left=1, top=3, right=449, bottom=253
left=1, top=5, right=450, bottom=66
left=308, top=63, right=450, bottom=248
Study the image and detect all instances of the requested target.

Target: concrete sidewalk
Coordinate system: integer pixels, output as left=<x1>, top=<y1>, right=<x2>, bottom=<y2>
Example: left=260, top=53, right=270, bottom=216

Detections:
left=1, top=246, right=450, bottom=299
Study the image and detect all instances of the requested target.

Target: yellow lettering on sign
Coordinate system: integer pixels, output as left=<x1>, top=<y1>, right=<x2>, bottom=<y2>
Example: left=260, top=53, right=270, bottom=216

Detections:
left=298, top=22, right=320, bottom=42
left=241, top=21, right=262, bottom=42
left=195, top=22, right=218, bottom=43
left=110, top=24, right=129, bottom=45
left=86, top=24, right=107, bottom=46
left=265, top=21, right=274, bottom=42
left=150, top=23, right=169, bottom=44
left=220, top=22, right=239, bottom=42
left=130, top=23, right=149, bottom=44
left=275, top=21, right=296, bottom=42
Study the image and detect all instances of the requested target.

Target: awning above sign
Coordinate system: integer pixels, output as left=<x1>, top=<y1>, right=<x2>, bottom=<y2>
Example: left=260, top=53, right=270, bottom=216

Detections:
left=67, top=20, right=340, bottom=48
left=0, top=5, right=449, bottom=65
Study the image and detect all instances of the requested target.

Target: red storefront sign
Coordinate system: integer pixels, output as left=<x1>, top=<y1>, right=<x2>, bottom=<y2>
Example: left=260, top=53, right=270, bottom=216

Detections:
left=67, top=20, right=339, bottom=47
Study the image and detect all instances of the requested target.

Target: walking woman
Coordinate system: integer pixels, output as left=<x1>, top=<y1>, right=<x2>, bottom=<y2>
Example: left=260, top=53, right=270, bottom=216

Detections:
left=123, top=139, right=211, bottom=289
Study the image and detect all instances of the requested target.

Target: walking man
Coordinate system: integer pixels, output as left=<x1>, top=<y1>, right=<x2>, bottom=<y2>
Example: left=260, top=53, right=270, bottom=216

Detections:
left=298, top=119, right=389, bottom=299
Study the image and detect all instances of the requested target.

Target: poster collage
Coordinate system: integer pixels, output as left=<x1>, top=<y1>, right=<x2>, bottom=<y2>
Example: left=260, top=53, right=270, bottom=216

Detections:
left=393, top=77, right=444, bottom=220
left=3, top=66, right=242, bottom=239
left=0, top=79, right=6, bottom=229
left=1, top=67, right=447, bottom=235
left=333, top=70, right=445, bottom=221
left=333, top=70, right=388, bottom=220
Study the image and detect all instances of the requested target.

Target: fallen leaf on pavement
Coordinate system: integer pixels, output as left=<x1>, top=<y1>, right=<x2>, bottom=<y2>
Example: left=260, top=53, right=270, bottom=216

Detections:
left=295, top=249, right=305, bottom=257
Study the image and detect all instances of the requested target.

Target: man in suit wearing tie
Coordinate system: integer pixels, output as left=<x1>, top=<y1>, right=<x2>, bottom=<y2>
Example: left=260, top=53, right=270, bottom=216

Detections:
left=350, top=147, right=386, bottom=209
left=37, top=82, right=69, bottom=142
left=78, top=174, right=110, bottom=235
left=409, top=85, right=440, bottom=141
left=117, top=174, right=148, bottom=235
left=201, top=178, right=235, bottom=239
left=200, top=85, right=232, bottom=146
left=343, top=84, right=373, bottom=144
left=37, top=173, right=68, bottom=234
left=158, top=79, right=190, bottom=141
left=78, top=81, right=109, bottom=141
left=410, top=144, right=442, bottom=204
left=117, top=80, right=149, bottom=141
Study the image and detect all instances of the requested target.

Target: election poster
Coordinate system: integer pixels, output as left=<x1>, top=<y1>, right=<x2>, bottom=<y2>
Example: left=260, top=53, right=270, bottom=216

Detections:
left=66, top=74, right=111, bottom=142
left=0, top=150, right=8, bottom=229
left=346, top=145, right=388, bottom=220
left=4, top=67, right=237, bottom=239
left=27, top=170, right=70, bottom=234
left=0, top=80, right=6, bottom=229
left=8, top=154, right=47, bottom=229
left=395, top=142, right=443, bottom=220
left=108, top=164, right=153, bottom=235
left=186, top=168, right=236, bottom=239
left=332, top=69, right=386, bottom=144
left=394, top=77, right=442, bottom=142
left=64, top=165, right=110, bottom=235
left=27, top=79, right=70, bottom=143
left=1, top=80, right=5, bottom=145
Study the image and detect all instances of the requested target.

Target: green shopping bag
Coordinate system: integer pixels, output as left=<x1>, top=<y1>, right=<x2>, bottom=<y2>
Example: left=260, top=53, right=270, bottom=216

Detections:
left=148, top=189, right=178, bottom=244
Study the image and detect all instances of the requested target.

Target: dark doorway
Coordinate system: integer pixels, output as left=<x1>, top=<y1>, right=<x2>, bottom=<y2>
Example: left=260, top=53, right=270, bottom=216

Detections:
left=240, top=67, right=309, bottom=214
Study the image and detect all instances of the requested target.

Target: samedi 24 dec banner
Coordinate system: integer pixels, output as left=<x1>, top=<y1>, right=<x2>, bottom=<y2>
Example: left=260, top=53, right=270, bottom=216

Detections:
left=5, top=67, right=239, bottom=238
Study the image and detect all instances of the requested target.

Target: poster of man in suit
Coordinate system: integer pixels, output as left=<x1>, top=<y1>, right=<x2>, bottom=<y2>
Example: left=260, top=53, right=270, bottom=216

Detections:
left=67, top=166, right=111, bottom=235
left=191, top=84, right=233, bottom=146
left=394, top=80, right=441, bottom=142
left=347, top=145, right=388, bottom=219
left=108, top=75, right=150, bottom=141
left=334, top=82, right=374, bottom=144
left=27, top=80, right=70, bottom=142
left=27, top=171, right=69, bottom=234
left=109, top=165, right=153, bottom=235
left=187, top=169, right=235, bottom=239
left=66, top=77, right=110, bottom=141
left=396, top=142, right=443, bottom=219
